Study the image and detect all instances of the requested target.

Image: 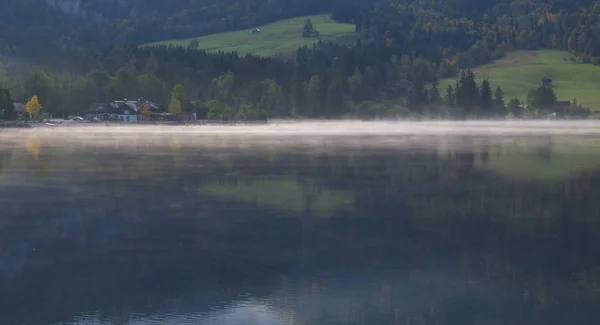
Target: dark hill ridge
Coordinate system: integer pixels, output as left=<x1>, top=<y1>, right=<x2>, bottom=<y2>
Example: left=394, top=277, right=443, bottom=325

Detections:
left=3, top=0, right=598, bottom=57
left=6, top=0, right=347, bottom=54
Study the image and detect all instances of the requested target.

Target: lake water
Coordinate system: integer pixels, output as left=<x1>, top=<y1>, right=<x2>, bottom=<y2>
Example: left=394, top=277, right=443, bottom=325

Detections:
left=1, top=121, right=600, bottom=325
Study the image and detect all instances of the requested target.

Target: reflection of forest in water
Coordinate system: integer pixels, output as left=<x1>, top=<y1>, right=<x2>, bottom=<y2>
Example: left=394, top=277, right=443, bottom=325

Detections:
left=0, top=133, right=600, bottom=324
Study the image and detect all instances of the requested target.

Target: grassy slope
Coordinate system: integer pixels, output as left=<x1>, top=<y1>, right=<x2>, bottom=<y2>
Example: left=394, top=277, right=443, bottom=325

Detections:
left=146, top=15, right=355, bottom=57
left=440, top=50, right=600, bottom=112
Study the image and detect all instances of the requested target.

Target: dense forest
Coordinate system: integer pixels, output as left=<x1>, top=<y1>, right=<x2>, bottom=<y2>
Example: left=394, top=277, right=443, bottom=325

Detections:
left=1, top=0, right=600, bottom=119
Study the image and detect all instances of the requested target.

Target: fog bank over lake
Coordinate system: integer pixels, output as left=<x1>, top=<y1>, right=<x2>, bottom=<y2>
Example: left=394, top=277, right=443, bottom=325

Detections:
left=2, top=120, right=600, bottom=149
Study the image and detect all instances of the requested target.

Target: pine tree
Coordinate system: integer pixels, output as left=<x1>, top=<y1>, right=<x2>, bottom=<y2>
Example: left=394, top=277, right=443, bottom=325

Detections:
left=307, top=75, right=323, bottom=117
left=347, top=67, right=364, bottom=101
left=0, top=87, right=14, bottom=120
left=494, top=86, right=504, bottom=107
left=445, top=84, right=455, bottom=107
left=430, top=81, right=441, bottom=104
left=327, top=57, right=345, bottom=116
left=290, top=71, right=306, bottom=115
left=408, top=79, right=426, bottom=113
left=494, top=86, right=505, bottom=116
left=456, top=69, right=479, bottom=116
left=302, top=18, right=318, bottom=37
left=480, top=78, right=493, bottom=114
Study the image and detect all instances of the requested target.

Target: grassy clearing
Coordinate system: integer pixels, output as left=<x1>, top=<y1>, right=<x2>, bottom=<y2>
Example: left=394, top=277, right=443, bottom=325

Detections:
left=440, top=50, right=600, bottom=113
left=146, top=15, right=355, bottom=57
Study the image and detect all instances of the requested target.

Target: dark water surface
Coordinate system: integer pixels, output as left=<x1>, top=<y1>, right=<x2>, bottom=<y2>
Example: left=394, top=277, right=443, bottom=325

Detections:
left=1, top=123, right=600, bottom=325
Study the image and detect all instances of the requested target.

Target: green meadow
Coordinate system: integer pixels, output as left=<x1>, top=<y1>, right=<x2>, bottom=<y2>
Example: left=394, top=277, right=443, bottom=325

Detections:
left=440, top=50, right=600, bottom=113
left=146, top=15, right=355, bottom=57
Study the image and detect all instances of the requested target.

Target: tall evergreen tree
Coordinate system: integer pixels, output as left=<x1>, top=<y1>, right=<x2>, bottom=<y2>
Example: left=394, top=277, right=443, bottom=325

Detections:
left=480, top=78, right=493, bottom=114
left=307, top=75, right=323, bottom=117
left=408, top=79, right=426, bottom=113
left=290, top=70, right=306, bottom=115
left=430, top=81, right=441, bottom=104
left=347, top=68, right=364, bottom=101
left=527, top=85, right=557, bottom=111
left=456, top=69, right=479, bottom=116
left=494, top=86, right=505, bottom=116
left=0, top=87, right=14, bottom=120
left=494, top=86, right=504, bottom=107
left=327, top=57, right=345, bottom=116
left=445, top=84, right=456, bottom=108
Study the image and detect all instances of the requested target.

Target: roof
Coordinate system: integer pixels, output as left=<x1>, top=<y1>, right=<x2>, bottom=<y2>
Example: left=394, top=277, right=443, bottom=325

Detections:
left=85, top=100, right=164, bottom=115
left=13, top=103, right=26, bottom=114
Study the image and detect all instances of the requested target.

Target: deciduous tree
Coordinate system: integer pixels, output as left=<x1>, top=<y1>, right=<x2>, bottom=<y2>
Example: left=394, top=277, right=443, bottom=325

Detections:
left=141, top=104, right=151, bottom=120
left=168, top=98, right=181, bottom=115
left=527, top=85, right=557, bottom=111
left=168, top=84, right=185, bottom=114
left=26, top=95, right=42, bottom=119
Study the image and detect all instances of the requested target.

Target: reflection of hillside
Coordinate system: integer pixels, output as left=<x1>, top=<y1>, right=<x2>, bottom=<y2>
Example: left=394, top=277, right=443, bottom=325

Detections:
left=0, top=132, right=600, bottom=324
left=473, top=137, right=600, bottom=181
left=201, top=177, right=353, bottom=216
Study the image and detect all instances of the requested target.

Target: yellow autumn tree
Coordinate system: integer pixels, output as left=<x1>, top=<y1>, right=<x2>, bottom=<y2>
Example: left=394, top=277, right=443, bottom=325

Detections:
left=26, top=95, right=42, bottom=119
left=141, top=104, right=151, bottom=120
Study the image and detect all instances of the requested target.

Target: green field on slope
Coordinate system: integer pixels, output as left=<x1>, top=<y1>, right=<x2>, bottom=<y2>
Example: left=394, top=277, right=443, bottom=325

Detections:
left=146, top=15, right=355, bottom=57
left=440, top=50, right=600, bottom=112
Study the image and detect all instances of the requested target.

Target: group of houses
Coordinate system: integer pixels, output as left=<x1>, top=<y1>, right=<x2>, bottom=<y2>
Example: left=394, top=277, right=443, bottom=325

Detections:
left=6, top=98, right=198, bottom=122
left=82, top=99, right=197, bottom=122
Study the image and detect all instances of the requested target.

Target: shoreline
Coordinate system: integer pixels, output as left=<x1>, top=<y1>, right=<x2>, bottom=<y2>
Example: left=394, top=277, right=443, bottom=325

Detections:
left=1, top=120, right=270, bottom=129
left=0, top=121, right=32, bottom=129
left=3, top=118, right=599, bottom=130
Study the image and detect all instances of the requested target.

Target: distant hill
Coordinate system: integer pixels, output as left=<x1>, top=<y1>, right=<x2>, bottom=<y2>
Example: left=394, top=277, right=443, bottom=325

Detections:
left=146, top=15, right=355, bottom=57
left=439, top=50, right=600, bottom=113
left=0, top=0, right=350, bottom=59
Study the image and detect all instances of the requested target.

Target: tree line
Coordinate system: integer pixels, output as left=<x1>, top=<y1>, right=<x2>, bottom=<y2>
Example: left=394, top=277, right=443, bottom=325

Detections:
left=0, top=45, right=589, bottom=120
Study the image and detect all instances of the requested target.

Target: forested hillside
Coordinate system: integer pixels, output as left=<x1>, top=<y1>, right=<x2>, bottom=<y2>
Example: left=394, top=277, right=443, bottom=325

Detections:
left=2, top=0, right=600, bottom=119
left=2, top=0, right=346, bottom=56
